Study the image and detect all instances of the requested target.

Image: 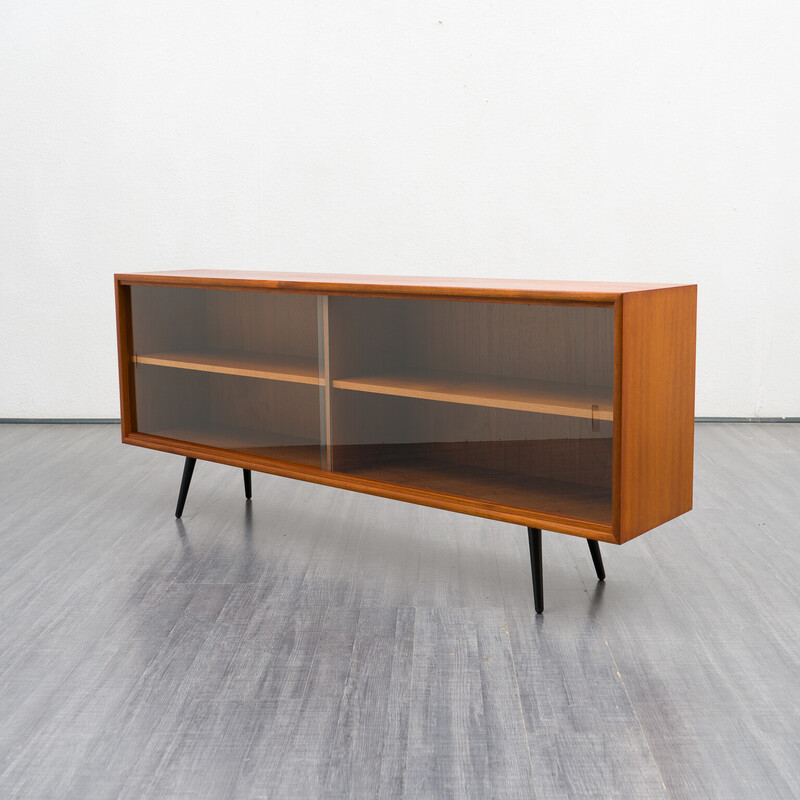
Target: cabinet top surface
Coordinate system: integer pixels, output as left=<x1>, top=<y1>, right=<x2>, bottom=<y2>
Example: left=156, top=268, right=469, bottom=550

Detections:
left=116, top=270, right=694, bottom=302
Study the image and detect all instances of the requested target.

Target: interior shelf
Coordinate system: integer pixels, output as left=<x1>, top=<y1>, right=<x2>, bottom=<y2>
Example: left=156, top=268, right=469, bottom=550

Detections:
left=145, top=424, right=322, bottom=468
left=332, top=371, right=613, bottom=420
left=133, top=351, right=322, bottom=386
left=341, top=456, right=612, bottom=526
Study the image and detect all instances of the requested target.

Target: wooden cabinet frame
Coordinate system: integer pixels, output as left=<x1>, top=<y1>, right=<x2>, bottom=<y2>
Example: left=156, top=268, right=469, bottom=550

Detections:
left=115, top=271, right=696, bottom=611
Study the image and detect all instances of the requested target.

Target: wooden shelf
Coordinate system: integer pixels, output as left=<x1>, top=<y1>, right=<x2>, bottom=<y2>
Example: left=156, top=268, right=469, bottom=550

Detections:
left=146, top=424, right=322, bottom=468
left=332, top=371, right=613, bottom=420
left=133, top=351, right=322, bottom=386
left=341, top=457, right=612, bottom=527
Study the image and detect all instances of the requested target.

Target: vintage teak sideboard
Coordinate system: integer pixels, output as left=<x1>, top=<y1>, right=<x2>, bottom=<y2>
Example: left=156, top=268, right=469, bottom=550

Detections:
left=115, top=271, right=697, bottom=612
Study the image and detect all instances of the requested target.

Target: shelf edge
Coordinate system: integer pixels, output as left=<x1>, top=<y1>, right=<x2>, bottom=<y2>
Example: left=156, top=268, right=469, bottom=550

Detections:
left=332, top=377, right=614, bottom=421
left=132, top=354, right=324, bottom=386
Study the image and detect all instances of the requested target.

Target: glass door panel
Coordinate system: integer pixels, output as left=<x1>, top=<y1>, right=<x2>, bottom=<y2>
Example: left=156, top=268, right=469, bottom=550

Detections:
left=129, top=286, right=325, bottom=468
left=327, top=296, right=614, bottom=523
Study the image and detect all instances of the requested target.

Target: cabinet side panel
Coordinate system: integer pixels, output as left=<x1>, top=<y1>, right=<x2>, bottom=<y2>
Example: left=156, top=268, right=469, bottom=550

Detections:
left=619, top=286, right=697, bottom=542
left=114, top=281, right=136, bottom=437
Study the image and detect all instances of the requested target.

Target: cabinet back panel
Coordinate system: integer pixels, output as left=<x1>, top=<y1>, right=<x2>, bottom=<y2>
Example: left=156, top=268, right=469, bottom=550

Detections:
left=205, top=290, right=318, bottom=358
left=130, top=286, right=207, bottom=355
left=130, top=286, right=319, bottom=359
left=133, top=367, right=322, bottom=466
left=328, top=296, right=614, bottom=387
left=206, top=372, right=321, bottom=441
left=134, top=364, right=208, bottom=433
left=330, top=392, right=612, bottom=489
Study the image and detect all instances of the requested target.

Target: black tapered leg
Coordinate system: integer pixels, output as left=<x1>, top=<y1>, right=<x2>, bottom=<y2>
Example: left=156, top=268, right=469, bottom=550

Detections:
left=175, top=457, right=196, bottom=518
left=527, top=527, right=544, bottom=614
left=587, top=539, right=605, bottom=581
left=243, top=469, right=252, bottom=500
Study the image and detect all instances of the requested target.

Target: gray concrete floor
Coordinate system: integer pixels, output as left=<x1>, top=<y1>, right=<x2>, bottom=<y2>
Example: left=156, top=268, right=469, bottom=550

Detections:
left=0, top=423, right=798, bottom=799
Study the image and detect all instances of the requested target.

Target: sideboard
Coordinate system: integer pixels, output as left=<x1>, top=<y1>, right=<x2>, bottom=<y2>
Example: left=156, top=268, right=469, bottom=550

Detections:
left=115, top=271, right=697, bottom=612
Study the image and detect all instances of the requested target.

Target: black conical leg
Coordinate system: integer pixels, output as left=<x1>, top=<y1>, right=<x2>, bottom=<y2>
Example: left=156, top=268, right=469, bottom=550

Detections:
left=243, top=469, right=252, bottom=500
left=587, top=539, right=605, bottom=581
left=527, top=527, right=544, bottom=614
left=175, top=457, right=196, bottom=518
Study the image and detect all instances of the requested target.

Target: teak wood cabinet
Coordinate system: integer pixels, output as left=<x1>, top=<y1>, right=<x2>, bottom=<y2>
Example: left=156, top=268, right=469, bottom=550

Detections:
left=115, top=271, right=697, bottom=612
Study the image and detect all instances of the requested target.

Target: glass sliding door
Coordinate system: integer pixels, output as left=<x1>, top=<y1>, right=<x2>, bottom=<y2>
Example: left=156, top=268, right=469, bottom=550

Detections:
left=326, top=296, right=614, bottom=524
left=128, top=286, right=326, bottom=468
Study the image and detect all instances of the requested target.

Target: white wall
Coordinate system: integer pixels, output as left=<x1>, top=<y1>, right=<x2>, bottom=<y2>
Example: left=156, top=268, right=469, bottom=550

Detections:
left=2, top=1, right=798, bottom=418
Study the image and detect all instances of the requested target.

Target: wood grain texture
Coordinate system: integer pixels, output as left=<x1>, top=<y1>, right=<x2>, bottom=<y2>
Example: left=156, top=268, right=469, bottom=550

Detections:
left=203, top=288, right=318, bottom=360
left=611, top=296, right=624, bottom=547
left=328, top=296, right=614, bottom=388
left=145, top=424, right=322, bottom=468
left=404, top=607, right=536, bottom=798
left=116, top=270, right=687, bottom=304
left=128, top=284, right=207, bottom=355
left=123, top=429, right=615, bottom=540
left=114, top=281, right=135, bottom=437
left=618, top=285, right=697, bottom=542
left=342, top=458, right=612, bottom=527
left=206, top=371, right=321, bottom=445
left=117, top=274, right=696, bottom=542
left=132, top=363, right=323, bottom=459
left=331, top=436, right=614, bottom=490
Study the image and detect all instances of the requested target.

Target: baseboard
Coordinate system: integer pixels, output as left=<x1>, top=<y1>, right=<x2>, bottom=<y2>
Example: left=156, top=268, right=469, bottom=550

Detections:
left=0, top=418, right=121, bottom=424
left=694, top=417, right=800, bottom=423
left=1, top=417, right=798, bottom=424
